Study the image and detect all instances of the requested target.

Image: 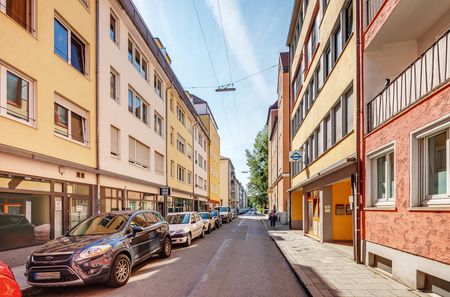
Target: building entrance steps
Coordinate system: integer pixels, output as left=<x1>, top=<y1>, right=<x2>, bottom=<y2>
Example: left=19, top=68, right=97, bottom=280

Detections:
left=261, top=219, right=428, bottom=297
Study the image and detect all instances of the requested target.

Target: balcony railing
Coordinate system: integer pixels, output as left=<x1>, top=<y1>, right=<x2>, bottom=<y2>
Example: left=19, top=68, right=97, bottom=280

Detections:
left=367, top=30, right=450, bottom=132
left=365, top=0, right=385, bottom=29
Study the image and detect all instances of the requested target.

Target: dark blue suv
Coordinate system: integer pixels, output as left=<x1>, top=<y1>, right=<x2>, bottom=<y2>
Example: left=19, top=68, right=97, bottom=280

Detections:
left=26, top=210, right=171, bottom=288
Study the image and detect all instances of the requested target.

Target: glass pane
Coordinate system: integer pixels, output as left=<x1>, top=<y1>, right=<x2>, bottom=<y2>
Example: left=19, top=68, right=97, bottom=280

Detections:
left=6, top=71, right=30, bottom=121
left=54, top=19, right=68, bottom=60
left=54, top=182, right=63, bottom=192
left=54, top=103, right=69, bottom=136
left=135, top=97, right=141, bottom=118
left=0, top=194, right=51, bottom=251
left=110, top=72, right=116, bottom=99
left=428, top=132, right=447, bottom=195
left=128, top=39, right=133, bottom=62
left=71, top=112, right=85, bottom=143
left=6, top=0, right=29, bottom=31
left=109, top=15, right=116, bottom=42
left=334, top=102, right=342, bottom=142
left=346, top=90, right=354, bottom=133
left=71, top=35, right=85, bottom=74
left=67, top=183, right=90, bottom=195
left=128, top=90, right=133, bottom=112
left=389, top=152, right=395, bottom=199
left=377, top=156, right=386, bottom=199
left=54, top=197, right=63, bottom=237
left=70, top=199, right=89, bottom=229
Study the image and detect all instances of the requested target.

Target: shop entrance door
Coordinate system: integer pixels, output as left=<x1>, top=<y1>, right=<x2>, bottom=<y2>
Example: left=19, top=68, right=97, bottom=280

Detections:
left=307, top=190, right=320, bottom=238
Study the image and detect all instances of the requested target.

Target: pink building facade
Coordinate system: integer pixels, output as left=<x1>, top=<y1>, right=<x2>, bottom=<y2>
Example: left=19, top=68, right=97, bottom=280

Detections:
left=361, top=0, right=450, bottom=292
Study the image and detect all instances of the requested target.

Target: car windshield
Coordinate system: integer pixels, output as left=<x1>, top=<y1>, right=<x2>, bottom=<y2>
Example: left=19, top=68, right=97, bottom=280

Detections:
left=210, top=210, right=218, bottom=216
left=217, top=207, right=228, bottom=212
left=68, top=214, right=128, bottom=236
left=165, top=214, right=190, bottom=224
left=199, top=213, right=210, bottom=219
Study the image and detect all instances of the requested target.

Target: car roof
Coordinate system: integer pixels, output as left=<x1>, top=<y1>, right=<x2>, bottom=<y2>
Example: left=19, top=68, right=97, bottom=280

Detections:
left=167, top=212, right=196, bottom=215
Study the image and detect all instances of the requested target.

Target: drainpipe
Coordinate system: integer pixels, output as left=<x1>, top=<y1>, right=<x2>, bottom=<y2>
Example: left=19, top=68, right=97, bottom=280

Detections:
left=95, top=0, right=100, bottom=215
left=192, top=121, right=198, bottom=211
left=164, top=83, right=174, bottom=216
left=355, top=0, right=362, bottom=264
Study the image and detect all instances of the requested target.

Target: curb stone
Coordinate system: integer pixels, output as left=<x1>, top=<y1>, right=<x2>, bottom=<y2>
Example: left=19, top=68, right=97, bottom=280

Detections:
left=260, top=219, right=313, bottom=297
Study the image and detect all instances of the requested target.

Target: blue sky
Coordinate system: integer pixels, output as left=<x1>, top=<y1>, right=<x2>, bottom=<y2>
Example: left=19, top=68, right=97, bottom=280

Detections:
left=133, top=0, right=294, bottom=187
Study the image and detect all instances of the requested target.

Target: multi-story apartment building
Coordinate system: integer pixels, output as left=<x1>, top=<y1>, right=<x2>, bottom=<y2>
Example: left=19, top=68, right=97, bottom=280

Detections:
left=267, top=52, right=291, bottom=216
left=287, top=0, right=356, bottom=244
left=192, top=118, right=209, bottom=211
left=167, top=85, right=196, bottom=212
left=220, top=156, right=235, bottom=207
left=0, top=0, right=96, bottom=259
left=97, top=0, right=168, bottom=215
left=361, top=0, right=450, bottom=290
left=191, top=94, right=221, bottom=210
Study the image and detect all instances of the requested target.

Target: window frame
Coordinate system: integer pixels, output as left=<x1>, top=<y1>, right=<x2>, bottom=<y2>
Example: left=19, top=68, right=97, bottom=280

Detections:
left=110, top=67, right=119, bottom=102
left=54, top=16, right=88, bottom=76
left=154, top=73, right=163, bottom=98
left=128, top=136, right=150, bottom=169
left=0, top=0, right=35, bottom=34
left=154, top=112, right=163, bottom=137
left=110, top=125, right=120, bottom=158
left=127, top=37, right=148, bottom=80
left=109, top=11, right=119, bottom=46
left=0, top=65, right=35, bottom=126
left=367, top=142, right=396, bottom=207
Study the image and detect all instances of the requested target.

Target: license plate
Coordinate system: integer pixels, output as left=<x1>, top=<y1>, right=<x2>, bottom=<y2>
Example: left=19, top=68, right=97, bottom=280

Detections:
left=33, top=272, right=61, bottom=280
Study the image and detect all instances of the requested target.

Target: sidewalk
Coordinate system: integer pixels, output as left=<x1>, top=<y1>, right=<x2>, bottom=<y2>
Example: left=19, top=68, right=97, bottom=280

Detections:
left=261, top=219, right=427, bottom=297
left=11, top=265, right=33, bottom=294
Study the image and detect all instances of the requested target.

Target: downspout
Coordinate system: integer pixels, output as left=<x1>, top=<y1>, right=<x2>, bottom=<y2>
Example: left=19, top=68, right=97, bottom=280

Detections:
left=288, top=49, right=292, bottom=229
left=95, top=0, right=100, bottom=215
left=355, top=0, right=362, bottom=264
left=165, top=83, right=173, bottom=217
left=192, top=122, right=198, bottom=211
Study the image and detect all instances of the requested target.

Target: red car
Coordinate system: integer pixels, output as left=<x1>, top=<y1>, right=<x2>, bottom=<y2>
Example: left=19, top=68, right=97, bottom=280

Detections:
left=0, top=261, right=21, bottom=297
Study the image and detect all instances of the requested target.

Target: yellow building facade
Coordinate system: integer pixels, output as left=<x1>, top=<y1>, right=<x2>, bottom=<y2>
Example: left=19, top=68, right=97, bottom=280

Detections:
left=167, top=88, right=196, bottom=212
left=287, top=0, right=356, bottom=244
left=0, top=0, right=97, bottom=255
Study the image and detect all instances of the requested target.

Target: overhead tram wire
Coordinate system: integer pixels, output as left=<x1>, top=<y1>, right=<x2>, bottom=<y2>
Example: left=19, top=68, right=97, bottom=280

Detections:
left=185, top=63, right=277, bottom=90
left=217, top=0, right=244, bottom=153
left=191, top=0, right=233, bottom=140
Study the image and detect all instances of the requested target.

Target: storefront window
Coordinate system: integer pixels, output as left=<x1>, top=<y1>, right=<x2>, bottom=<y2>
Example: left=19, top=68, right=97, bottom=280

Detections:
left=0, top=175, right=51, bottom=192
left=70, top=198, right=89, bottom=229
left=142, top=194, right=156, bottom=211
left=100, top=187, right=124, bottom=213
left=54, top=182, right=63, bottom=192
left=0, top=193, right=51, bottom=251
left=67, top=183, right=90, bottom=195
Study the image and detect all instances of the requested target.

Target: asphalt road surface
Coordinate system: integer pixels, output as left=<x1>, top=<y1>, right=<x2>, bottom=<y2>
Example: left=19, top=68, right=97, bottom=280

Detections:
left=26, top=213, right=308, bottom=297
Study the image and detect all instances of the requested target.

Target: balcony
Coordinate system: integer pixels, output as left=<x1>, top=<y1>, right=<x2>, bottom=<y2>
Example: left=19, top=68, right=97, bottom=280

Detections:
left=367, top=30, right=450, bottom=132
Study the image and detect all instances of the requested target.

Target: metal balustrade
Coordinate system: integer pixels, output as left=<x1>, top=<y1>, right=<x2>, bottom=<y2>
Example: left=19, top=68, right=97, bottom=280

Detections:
left=367, top=30, right=450, bottom=132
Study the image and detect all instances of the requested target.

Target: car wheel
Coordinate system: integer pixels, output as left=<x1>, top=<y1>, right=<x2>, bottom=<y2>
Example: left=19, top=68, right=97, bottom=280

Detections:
left=200, top=229, right=205, bottom=238
left=106, top=254, right=131, bottom=287
left=207, top=225, right=211, bottom=234
left=184, top=233, right=192, bottom=247
left=159, top=236, right=172, bottom=258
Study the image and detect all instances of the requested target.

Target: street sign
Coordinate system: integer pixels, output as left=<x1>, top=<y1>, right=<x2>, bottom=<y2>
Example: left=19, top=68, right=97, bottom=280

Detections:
left=289, top=150, right=303, bottom=162
left=160, top=187, right=171, bottom=196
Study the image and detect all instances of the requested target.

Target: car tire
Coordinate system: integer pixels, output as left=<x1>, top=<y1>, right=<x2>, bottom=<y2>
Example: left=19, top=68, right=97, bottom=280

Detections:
left=106, top=254, right=131, bottom=287
left=159, top=236, right=172, bottom=258
left=200, top=229, right=205, bottom=238
left=207, top=225, right=211, bottom=234
left=184, top=233, right=192, bottom=247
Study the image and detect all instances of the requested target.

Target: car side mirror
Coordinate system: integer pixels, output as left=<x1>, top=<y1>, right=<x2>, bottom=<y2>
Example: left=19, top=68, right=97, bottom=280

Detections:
left=132, top=225, right=144, bottom=236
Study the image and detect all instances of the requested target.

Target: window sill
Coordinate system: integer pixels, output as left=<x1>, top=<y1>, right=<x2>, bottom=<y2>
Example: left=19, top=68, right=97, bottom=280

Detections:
left=408, top=207, right=450, bottom=212
left=0, top=112, right=36, bottom=129
left=54, top=133, right=89, bottom=148
left=53, top=52, right=89, bottom=79
left=364, top=207, right=396, bottom=211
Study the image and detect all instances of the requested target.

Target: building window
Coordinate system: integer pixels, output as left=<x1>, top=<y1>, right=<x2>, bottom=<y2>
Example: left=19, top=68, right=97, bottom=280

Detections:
left=324, top=45, right=332, bottom=79
left=344, top=88, right=354, bottom=134
left=111, top=125, right=120, bottom=157
left=325, top=115, right=332, bottom=150
left=154, top=73, right=162, bottom=98
left=170, top=160, right=174, bottom=178
left=110, top=13, right=118, bottom=44
left=187, top=171, right=192, bottom=185
left=128, top=88, right=149, bottom=125
left=176, top=105, right=185, bottom=126
left=317, top=123, right=323, bottom=156
left=128, top=136, right=150, bottom=168
left=54, top=99, right=88, bottom=145
left=54, top=18, right=86, bottom=75
left=368, top=144, right=395, bottom=206
left=344, top=1, right=353, bottom=43
left=187, top=144, right=193, bottom=160
left=110, top=68, right=119, bottom=101
left=170, top=127, right=174, bottom=145
left=1, top=0, right=34, bottom=33
left=154, top=112, right=163, bottom=137
left=1, top=67, right=34, bottom=124
left=333, top=101, right=342, bottom=144
left=177, top=134, right=186, bottom=154
left=177, top=165, right=186, bottom=182
left=169, top=96, right=174, bottom=112
left=333, top=23, right=342, bottom=63
left=127, top=38, right=147, bottom=80
left=155, top=151, right=164, bottom=174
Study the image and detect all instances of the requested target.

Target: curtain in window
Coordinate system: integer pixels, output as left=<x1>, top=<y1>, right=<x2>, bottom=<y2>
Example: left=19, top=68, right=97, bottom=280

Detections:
left=71, top=112, right=84, bottom=143
left=6, top=0, right=28, bottom=31
left=71, top=35, right=85, bottom=74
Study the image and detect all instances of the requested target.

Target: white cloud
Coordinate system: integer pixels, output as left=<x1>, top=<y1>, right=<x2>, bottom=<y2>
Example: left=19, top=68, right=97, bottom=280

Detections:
left=205, top=0, right=272, bottom=100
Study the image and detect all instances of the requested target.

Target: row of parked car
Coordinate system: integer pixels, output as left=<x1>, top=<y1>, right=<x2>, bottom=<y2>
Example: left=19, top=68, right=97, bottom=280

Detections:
left=0, top=206, right=239, bottom=294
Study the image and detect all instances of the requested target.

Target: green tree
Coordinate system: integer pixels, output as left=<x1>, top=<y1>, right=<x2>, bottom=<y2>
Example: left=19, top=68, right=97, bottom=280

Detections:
left=245, top=126, right=268, bottom=209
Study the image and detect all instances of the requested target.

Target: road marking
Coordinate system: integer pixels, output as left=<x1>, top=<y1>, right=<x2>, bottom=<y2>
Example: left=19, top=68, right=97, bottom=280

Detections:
left=185, top=239, right=230, bottom=297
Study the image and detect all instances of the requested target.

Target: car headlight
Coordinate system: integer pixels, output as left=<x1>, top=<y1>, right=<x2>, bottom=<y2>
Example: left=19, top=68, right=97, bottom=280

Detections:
left=176, top=229, right=188, bottom=234
left=76, top=245, right=112, bottom=262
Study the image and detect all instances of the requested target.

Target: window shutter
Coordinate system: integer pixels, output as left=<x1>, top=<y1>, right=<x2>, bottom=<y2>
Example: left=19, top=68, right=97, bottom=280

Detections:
left=155, top=152, right=164, bottom=174
left=111, top=126, right=119, bottom=155
left=129, top=137, right=135, bottom=163
left=136, top=141, right=149, bottom=167
left=71, top=112, right=84, bottom=143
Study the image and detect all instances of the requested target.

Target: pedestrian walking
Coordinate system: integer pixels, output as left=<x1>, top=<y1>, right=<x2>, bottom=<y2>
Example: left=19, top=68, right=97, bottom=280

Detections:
left=270, top=209, right=277, bottom=227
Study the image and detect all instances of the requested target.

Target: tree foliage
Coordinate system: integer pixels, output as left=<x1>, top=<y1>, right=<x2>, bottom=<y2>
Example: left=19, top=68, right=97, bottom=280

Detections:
left=245, top=126, right=268, bottom=209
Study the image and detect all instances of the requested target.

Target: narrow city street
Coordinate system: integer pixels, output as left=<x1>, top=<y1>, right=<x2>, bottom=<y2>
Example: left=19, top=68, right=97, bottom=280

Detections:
left=25, top=214, right=307, bottom=297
